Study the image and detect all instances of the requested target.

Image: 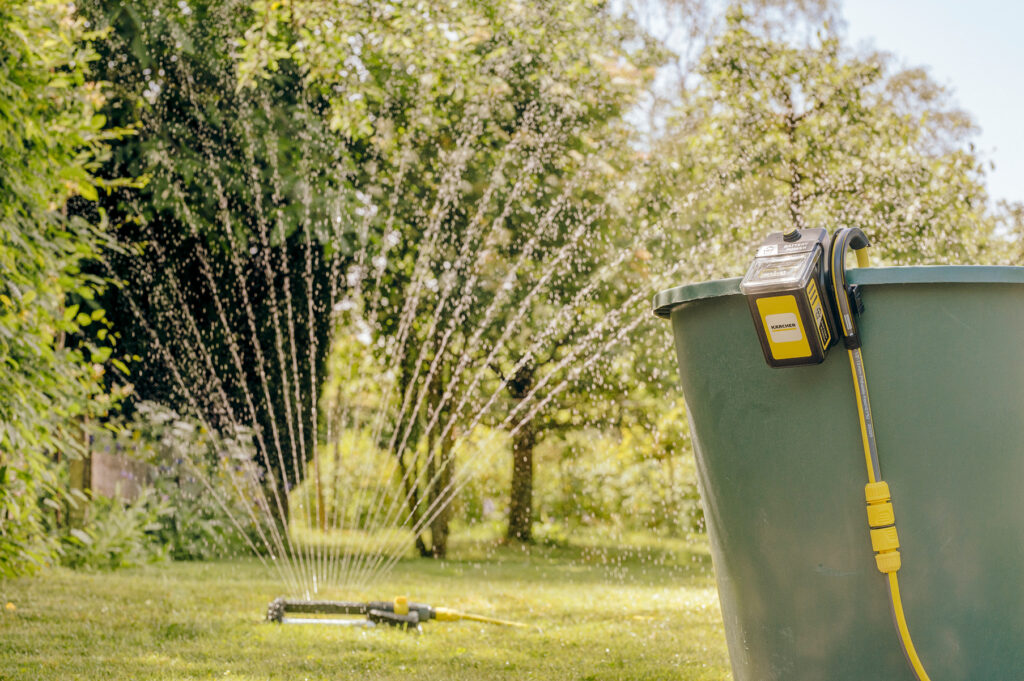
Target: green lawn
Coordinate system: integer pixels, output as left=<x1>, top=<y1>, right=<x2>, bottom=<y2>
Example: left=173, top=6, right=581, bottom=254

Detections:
left=0, top=536, right=731, bottom=680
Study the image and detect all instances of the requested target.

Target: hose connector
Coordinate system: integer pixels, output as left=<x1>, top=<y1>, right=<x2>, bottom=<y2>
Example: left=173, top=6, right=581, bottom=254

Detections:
left=865, top=481, right=901, bottom=573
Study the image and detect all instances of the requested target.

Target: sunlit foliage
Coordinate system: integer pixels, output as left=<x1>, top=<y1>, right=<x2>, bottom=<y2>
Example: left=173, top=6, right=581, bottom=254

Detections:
left=0, top=0, right=128, bottom=576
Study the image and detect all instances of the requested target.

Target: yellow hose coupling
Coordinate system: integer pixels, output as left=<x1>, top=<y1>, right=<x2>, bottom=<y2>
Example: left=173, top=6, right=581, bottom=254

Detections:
left=865, top=481, right=901, bottom=573
left=433, top=607, right=460, bottom=622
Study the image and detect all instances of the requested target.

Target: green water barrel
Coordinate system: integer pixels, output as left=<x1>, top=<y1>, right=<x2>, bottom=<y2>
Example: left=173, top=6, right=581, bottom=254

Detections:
left=654, top=266, right=1024, bottom=681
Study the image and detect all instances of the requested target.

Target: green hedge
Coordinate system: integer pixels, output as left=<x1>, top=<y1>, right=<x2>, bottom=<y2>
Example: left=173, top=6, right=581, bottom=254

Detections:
left=0, top=0, right=126, bottom=576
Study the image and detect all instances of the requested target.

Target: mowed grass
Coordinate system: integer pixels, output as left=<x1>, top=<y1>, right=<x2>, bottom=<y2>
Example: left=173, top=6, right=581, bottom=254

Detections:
left=0, top=535, right=731, bottom=680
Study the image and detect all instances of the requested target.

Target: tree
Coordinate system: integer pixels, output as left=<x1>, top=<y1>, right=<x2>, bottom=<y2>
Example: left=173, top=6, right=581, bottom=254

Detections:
left=650, top=6, right=1001, bottom=271
left=604, top=0, right=1012, bottom=555
left=83, top=0, right=348, bottom=536
left=238, top=0, right=668, bottom=555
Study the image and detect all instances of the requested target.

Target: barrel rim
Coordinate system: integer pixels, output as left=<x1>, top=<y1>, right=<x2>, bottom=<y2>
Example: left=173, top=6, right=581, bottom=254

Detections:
left=653, top=265, right=1024, bottom=318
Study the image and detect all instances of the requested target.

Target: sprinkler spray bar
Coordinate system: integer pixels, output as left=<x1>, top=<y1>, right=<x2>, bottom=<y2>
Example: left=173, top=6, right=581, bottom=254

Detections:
left=266, top=596, right=527, bottom=631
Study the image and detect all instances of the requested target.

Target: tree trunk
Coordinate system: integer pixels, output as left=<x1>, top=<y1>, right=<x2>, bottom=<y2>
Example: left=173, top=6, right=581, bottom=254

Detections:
left=506, top=416, right=535, bottom=542
left=415, top=533, right=431, bottom=557
left=506, top=361, right=536, bottom=543
left=395, top=448, right=431, bottom=558
left=67, top=421, right=92, bottom=528
left=429, top=443, right=455, bottom=558
left=405, top=363, right=458, bottom=559
left=425, top=366, right=457, bottom=559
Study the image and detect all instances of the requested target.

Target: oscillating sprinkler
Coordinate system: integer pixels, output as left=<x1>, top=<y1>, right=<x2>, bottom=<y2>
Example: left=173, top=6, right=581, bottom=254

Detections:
left=266, top=596, right=527, bottom=632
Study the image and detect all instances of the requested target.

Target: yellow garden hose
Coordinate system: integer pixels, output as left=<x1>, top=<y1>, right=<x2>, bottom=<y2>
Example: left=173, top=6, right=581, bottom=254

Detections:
left=432, top=607, right=529, bottom=628
left=830, top=228, right=931, bottom=681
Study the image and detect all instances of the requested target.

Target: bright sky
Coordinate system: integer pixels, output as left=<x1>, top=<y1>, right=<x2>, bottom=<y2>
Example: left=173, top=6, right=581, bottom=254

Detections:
left=842, top=0, right=1024, bottom=204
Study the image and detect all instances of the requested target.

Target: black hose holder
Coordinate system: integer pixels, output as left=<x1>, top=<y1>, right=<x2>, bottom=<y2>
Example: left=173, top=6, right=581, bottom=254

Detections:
left=828, top=227, right=870, bottom=349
